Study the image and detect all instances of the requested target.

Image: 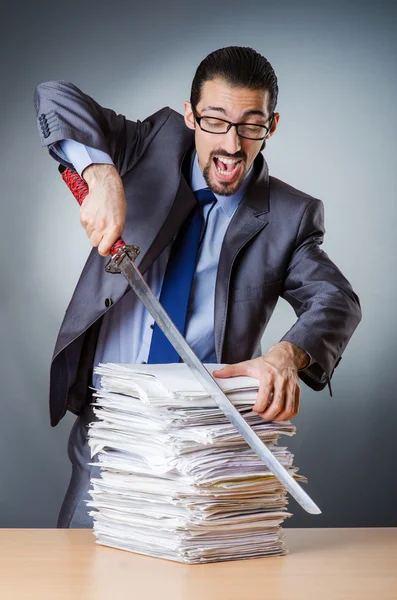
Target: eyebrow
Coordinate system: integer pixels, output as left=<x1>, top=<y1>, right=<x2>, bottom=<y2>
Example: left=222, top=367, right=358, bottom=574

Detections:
left=201, top=105, right=267, bottom=119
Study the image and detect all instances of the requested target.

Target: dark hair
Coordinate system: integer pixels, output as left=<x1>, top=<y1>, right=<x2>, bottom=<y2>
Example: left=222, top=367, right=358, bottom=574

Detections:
left=190, top=46, right=278, bottom=117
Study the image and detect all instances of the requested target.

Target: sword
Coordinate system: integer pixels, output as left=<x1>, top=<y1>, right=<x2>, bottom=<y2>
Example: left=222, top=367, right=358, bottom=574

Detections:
left=59, top=165, right=321, bottom=515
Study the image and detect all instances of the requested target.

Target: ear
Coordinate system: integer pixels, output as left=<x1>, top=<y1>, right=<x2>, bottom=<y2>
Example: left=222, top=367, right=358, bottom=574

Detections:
left=265, top=112, right=280, bottom=140
left=184, top=101, right=196, bottom=130
left=260, top=113, right=280, bottom=151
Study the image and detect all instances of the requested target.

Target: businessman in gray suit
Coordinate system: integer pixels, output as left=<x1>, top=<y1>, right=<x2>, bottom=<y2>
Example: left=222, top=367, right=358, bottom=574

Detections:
left=34, top=46, right=361, bottom=528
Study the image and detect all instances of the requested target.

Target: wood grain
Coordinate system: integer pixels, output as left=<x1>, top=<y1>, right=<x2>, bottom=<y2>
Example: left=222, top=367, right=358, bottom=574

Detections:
left=0, top=528, right=396, bottom=600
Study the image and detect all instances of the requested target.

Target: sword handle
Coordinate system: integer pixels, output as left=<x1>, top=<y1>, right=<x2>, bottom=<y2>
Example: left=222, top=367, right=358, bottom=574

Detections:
left=58, top=164, right=126, bottom=256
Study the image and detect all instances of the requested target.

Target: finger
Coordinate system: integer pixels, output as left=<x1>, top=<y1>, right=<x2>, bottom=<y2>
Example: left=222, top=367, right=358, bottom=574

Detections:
left=89, top=230, right=103, bottom=248
left=85, top=223, right=95, bottom=238
left=212, top=362, right=251, bottom=378
left=259, top=375, right=287, bottom=421
left=253, top=377, right=273, bottom=413
left=80, top=202, right=91, bottom=227
left=275, top=379, right=298, bottom=422
left=80, top=212, right=89, bottom=229
left=97, top=231, right=117, bottom=257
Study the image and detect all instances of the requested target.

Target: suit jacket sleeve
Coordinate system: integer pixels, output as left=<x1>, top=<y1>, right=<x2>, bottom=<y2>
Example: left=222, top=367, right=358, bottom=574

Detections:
left=33, top=80, right=170, bottom=176
left=279, top=197, right=362, bottom=392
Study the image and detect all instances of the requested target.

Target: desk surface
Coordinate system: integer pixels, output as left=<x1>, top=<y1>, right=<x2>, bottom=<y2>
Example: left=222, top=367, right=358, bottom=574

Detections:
left=0, top=528, right=396, bottom=600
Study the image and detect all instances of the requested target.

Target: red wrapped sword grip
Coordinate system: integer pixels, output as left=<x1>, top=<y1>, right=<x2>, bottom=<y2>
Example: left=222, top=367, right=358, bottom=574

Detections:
left=59, top=165, right=126, bottom=256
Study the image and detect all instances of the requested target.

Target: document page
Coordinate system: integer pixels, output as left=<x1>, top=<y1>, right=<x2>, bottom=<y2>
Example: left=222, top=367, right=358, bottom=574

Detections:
left=86, top=363, right=306, bottom=563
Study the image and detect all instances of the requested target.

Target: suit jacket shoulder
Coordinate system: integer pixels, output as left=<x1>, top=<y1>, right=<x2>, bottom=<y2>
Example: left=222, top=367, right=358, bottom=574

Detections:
left=269, top=175, right=322, bottom=210
left=268, top=175, right=325, bottom=238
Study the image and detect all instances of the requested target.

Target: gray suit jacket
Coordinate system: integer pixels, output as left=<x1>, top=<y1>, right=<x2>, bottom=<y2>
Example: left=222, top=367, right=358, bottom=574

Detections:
left=34, top=81, right=362, bottom=426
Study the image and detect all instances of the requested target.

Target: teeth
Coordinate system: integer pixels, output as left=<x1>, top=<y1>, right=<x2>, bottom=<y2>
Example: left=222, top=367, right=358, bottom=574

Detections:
left=216, top=156, right=240, bottom=164
left=216, top=163, right=240, bottom=175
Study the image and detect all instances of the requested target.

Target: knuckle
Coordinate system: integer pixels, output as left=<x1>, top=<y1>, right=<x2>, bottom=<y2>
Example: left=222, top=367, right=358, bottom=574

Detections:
left=110, top=220, right=122, bottom=231
left=260, top=382, right=272, bottom=394
left=258, top=412, right=271, bottom=422
left=261, top=373, right=273, bottom=386
left=271, top=396, right=281, bottom=408
left=273, top=392, right=284, bottom=406
left=279, top=373, right=288, bottom=385
left=267, top=365, right=278, bottom=378
left=97, top=218, right=106, bottom=232
left=257, top=396, right=271, bottom=413
left=254, top=399, right=267, bottom=412
left=262, top=403, right=278, bottom=417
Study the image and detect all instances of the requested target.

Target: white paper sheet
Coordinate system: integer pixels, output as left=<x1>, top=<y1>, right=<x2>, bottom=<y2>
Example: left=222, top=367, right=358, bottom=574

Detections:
left=86, top=363, right=305, bottom=563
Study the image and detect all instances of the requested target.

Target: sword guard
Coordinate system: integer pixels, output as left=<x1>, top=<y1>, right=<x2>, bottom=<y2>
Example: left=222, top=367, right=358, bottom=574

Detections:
left=105, top=245, right=141, bottom=274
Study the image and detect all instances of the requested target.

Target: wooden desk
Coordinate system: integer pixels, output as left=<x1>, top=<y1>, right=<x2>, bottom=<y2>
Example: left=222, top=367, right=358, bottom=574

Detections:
left=0, top=528, right=396, bottom=600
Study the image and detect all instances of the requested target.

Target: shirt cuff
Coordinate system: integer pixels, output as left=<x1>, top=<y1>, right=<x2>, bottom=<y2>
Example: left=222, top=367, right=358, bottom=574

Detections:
left=53, top=139, right=114, bottom=176
left=298, top=351, right=314, bottom=372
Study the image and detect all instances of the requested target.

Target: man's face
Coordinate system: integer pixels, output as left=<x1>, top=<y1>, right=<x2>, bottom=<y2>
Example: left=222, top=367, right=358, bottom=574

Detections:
left=184, top=78, right=279, bottom=196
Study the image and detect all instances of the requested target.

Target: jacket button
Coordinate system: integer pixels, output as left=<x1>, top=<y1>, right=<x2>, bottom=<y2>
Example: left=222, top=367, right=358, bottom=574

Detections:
left=150, top=323, right=154, bottom=329
left=105, top=298, right=113, bottom=308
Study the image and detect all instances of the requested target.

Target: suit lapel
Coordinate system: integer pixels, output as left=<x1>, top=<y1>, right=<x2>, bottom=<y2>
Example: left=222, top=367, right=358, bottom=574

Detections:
left=121, top=140, right=195, bottom=276
left=138, top=150, right=197, bottom=274
left=214, top=153, right=270, bottom=360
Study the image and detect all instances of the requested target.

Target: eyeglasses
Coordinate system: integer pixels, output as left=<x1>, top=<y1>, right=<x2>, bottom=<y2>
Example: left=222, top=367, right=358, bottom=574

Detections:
left=193, top=110, right=274, bottom=140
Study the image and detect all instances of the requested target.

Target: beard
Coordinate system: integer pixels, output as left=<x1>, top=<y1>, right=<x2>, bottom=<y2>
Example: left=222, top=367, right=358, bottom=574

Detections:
left=202, top=149, right=248, bottom=196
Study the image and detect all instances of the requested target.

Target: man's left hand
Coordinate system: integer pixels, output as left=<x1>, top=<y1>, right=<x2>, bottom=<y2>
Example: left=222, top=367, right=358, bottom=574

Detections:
left=212, top=342, right=309, bottom=422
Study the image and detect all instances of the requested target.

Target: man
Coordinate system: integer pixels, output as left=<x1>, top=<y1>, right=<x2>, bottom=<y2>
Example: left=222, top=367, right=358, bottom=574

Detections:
left=34, top=46, right=361, bottom=528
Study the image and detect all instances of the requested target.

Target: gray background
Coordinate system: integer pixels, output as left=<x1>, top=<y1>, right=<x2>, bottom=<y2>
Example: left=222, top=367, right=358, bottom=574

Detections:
left=0, top=0, right=396, bottom=528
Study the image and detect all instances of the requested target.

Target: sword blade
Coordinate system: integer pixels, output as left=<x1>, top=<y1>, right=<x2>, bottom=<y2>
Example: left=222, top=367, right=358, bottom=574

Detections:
left=117, top=253, right=321, bottom=515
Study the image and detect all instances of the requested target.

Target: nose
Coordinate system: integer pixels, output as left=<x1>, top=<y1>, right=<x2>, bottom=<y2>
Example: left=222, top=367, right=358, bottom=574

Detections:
left=222, top=125, right=242, bottom=155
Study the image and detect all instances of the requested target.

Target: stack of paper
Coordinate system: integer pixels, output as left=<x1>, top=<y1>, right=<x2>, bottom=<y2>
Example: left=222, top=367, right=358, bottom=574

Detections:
left=86, top=363, right=306, bottom=563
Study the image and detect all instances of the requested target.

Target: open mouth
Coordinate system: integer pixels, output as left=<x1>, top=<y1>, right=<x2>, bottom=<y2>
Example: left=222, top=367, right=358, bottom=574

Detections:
left=213, top=156, right=243, bottom=181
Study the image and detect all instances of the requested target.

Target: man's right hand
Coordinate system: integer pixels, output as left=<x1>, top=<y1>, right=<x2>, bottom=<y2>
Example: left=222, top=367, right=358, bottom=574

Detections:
left=80, top=164, right=127, bottom=256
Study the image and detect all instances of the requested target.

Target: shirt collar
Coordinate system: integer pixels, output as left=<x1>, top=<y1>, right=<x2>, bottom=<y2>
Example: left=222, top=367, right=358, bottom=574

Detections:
left=190, top=151, right=253, bottom=218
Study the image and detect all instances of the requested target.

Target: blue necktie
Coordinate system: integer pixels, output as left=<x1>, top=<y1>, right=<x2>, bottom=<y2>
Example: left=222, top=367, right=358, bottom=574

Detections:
left=147, top=189, right=216, bottom=363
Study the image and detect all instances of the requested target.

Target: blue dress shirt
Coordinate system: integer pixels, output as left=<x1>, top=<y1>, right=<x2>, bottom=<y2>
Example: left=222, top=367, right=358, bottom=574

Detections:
left=55, top=140, right=254, bottom=387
